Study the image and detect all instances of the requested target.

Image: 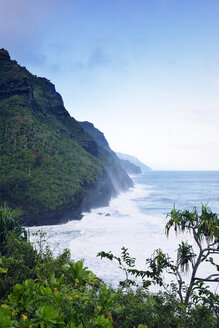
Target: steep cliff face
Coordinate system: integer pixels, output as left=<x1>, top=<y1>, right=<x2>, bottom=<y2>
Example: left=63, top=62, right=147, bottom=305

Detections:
left=116, top=152, right=152, bottom=172
left=79, top=121, right=111, bottom=152
left=79, top=121, right=143, bottom=176
left=119, top=159, right=141, bottom=174
left=0, top=49, right=132, bottom=225
left=79, top=121, right=133, bottom=192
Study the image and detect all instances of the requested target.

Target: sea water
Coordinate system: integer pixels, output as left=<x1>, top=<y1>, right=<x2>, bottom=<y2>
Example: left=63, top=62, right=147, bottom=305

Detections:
left=30, top=171, right=219, bottom=289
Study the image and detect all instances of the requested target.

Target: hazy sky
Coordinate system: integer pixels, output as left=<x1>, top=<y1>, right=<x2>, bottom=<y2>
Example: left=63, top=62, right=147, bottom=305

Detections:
left=1, top=0, right=219, bottom=170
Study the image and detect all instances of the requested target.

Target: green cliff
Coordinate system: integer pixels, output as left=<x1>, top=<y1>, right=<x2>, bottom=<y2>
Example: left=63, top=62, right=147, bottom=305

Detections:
left=79, top=121, right=141, bottom=176
left=79, top=121, right=133, bottom=190
left=0, top=49, right=132, bottom=225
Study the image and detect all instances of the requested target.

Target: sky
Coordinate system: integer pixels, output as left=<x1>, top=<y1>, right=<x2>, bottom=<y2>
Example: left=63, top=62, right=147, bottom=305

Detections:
left=1, top=0, right=219, bottom=170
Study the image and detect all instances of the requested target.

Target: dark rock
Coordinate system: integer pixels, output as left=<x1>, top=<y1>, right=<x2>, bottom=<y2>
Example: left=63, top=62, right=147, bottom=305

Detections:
left=0, top=49, right=10, bottom=61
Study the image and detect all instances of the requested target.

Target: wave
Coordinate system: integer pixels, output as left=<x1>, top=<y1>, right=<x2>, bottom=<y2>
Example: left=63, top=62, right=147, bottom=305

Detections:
left=29, top=173, right=218, bottom=288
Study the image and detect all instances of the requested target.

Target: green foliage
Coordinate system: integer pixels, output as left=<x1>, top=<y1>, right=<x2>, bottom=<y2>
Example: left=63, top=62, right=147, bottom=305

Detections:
left=0, top=218, right=114, bottom=327
left=0, top=259, right=7, bottom=275
left=0, top=203, right=26, bottom=246
left=97, top=247, right=140, bottom=288
left=0, top=205, right=218, bottom=327
left=94, top=315, right=113, bottom=327
left=1, top=269, right=114, bottom=327
left=166, top=204, right=219, bottom=306
left=0, top=232, right=37, bottom=299
left=98, top=247, right=176, bottom=289
left=0, top=54, right=132, bottom=225
left=66, top=260, right=96, bottom=288
left=35, top=304, right=63, bottom=326
left=176, top=241, right=196, bottom=273
left=0, top=57, right=106, bottom=222
left=98, top=205, right=219, bottom=327
left=110, top=288, right=181, bottom=328
left=0, top=204, right=33, bottom=298
left=165, top=204, right=219, bottom=242
left=0, top=307, right=12, bottom=328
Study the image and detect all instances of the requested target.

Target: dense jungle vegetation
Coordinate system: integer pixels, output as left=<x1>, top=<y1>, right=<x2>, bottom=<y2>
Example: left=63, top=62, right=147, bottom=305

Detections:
left=0, top=204, right=218, bottom=328
left=0, top=49, right=132, bottom=226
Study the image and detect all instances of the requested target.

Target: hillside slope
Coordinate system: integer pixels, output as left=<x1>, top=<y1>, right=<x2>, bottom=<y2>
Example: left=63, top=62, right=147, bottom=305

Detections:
left=0, top=49, right=132, bottom=225
left=119, top=159, right=141, bottom=174
left=116, top=152, right=152, bottom=172
left=79, top=121, right=133, bottom=192
left=80, top=121, right=141, bottom=176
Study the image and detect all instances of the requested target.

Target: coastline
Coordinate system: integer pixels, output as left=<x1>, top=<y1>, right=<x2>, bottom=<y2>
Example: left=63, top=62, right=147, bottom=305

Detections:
left=29, top=171, right=219, bottom=288
left=23, top=173, right=132, bottom=227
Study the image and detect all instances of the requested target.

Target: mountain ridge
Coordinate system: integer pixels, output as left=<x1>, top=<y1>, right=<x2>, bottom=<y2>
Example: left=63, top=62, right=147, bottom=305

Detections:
left=116, top=152, right=152, bottom=172
left=79, top=121, right=133, bottom=193
left=0, top=49, right=132, bottom=226
left=79, top=121, right=142, bottom=176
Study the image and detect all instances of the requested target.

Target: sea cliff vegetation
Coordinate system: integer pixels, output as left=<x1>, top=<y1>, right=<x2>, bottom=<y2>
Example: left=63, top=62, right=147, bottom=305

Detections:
left=0, top=49, right=218, bottom=327
left=0, top=49, right=132, bottom=226
left=0, top=204, right=218, bottom=327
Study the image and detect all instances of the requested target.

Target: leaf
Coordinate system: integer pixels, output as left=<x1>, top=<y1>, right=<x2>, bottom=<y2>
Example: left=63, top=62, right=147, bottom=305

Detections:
left=0, top=308, right=12, bottom=328
left=35, top=305, right=59, bottom=321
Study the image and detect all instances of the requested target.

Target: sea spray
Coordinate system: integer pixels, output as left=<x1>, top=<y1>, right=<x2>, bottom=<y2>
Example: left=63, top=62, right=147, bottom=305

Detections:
left=30, top=171, right=219, bottom=287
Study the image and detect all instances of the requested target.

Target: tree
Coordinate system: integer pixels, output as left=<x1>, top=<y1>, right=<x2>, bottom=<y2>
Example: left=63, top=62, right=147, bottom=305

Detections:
left=0, top=203, right=26, bottom=248
left=165, top=204, right=219, bottom=306
left=98, top=205, right=219, bottom=318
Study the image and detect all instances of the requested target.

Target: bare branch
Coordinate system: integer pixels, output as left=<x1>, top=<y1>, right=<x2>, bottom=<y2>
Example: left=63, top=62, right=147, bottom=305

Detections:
left=175, top=270, right=183, bottom=303
left=209, top=250, right=219, bottom=254
left=205, top=274, right=219, bottom=280
left=194, top=276, right=219, bottom=282
left=208, top=240, right=219, bottom=247
left=192, top=227, right=202, bottom=252
left=202, top=247, right=219, bottom=253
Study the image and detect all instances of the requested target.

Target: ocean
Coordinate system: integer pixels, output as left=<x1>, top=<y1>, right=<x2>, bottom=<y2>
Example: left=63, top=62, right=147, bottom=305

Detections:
left=30, top=171, right=219, bottom=288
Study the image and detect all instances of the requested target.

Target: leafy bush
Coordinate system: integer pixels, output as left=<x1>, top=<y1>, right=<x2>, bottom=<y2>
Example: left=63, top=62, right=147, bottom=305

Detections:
left=0, top=203, right=26, bottom=247
left=0, top=205, right=218, bottom=327
left=0, top=233, right=37, bottom=299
